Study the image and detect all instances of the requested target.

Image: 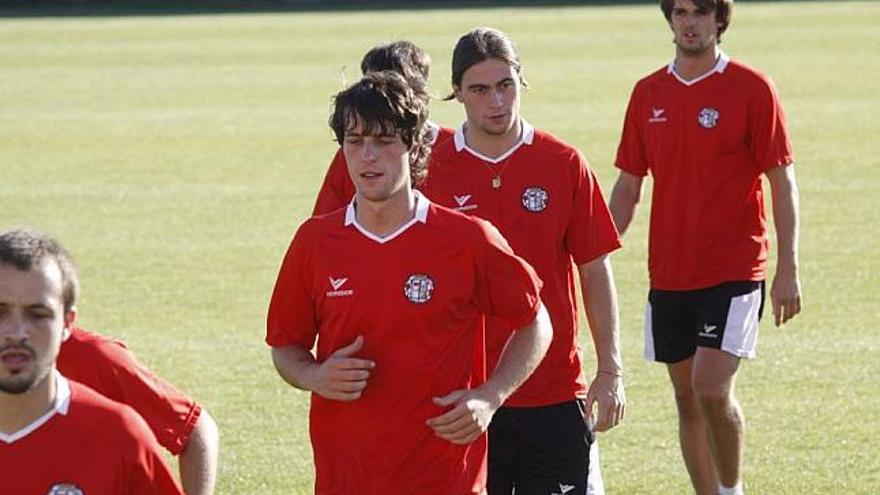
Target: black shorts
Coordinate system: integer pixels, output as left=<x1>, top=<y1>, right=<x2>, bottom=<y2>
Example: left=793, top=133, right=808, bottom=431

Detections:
left=644, top=280, right=765, bottom=363
left=488, top=400, right=603, bottom=495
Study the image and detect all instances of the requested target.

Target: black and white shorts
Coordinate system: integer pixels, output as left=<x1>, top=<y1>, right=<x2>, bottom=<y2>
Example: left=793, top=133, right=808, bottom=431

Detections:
left=644, top=281, right=765, bottom=363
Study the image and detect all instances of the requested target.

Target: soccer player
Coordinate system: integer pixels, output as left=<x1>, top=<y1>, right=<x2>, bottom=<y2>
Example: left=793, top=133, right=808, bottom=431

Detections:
left=58, top=328, right=220, bottom=495
left=609, top=1, right=802, bottom=494
left=0, top=228, right=184, bottom=494
left=267, top=71, right=553, bottom=494
left=423, top=27, right=625, bottom=494
left=312, top=40, right=454, bottom=216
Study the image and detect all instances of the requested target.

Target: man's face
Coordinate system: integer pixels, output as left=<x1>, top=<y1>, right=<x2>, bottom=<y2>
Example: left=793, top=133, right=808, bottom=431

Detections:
left=0, top=261, right=72, bottom=395
left=669, top=0, right=720, bottom=57
left=343, top=117, right=413, bottom=204
left=454, top=58, right=522, bottom=140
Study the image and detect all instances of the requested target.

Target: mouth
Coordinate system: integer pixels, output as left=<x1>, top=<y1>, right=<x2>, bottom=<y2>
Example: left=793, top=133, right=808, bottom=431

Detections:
left=0, top=348, right=35, bottom=373
left=359, top=171, right=384, bottom=180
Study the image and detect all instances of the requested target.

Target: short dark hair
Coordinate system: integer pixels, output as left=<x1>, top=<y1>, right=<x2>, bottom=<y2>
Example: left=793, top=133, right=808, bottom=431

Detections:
left=329, top=71, right=431, bottom=186
left=0, top=228, right=79, bottom=313
left=447, top=27, right=527, bottom=99
left=360, top=41, right=432, bottom=105
left=661, top=0, right=734, bottom=43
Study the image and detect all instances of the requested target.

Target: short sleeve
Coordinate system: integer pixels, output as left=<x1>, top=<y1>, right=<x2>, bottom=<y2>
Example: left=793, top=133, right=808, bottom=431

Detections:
left=615, top=84, right=650, bottom=177
left=266, top=226, right=319, bottom=349
left=125, top=412, right=185, bottom=495
left=566, top=152, right=622, bottom=265
left=473, top=220, right=543, bottom=332
left=750, top=76, right=794, bottom=171
left=98, top=343, right=200, bottom=456
left=312, top=149, right=356, bottom=216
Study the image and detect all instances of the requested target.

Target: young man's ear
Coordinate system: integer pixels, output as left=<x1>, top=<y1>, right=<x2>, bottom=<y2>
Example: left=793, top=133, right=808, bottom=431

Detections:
left=453, top=85, right=464, bottom=103
left=62, top=308, right=77, bottom=342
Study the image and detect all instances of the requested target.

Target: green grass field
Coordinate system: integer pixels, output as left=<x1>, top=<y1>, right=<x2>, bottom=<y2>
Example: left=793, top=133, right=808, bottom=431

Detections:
left=2, top=1, right=878, bottom=493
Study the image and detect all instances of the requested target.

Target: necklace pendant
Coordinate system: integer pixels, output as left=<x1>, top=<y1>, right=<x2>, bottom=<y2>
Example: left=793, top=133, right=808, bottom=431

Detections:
left=492, top=176, right=501, bottom=189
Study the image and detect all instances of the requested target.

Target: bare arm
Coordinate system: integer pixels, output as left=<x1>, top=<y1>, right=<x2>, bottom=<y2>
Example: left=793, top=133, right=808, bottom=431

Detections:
left=178, top=410, right=219, bottom=495
left=766, top=164, right=802, bottom=326
left=578, top=255, right=625, bottom=432
left=426, top=303, right=553, bottom=444
left=608, top=170, right=644, bottom=236
left=270, top=336, right=376, bottom=401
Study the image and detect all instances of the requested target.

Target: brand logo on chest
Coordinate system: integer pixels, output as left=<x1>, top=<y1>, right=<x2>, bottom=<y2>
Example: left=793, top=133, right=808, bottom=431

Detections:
left=649, top=107, right=667, bottom=123
left=453, top=194, right=478, bottom=212
left=521, top=187, right=549, bottom=213
left=403, top=274, right=434, bottom=304
left=698, top=107, right=720, bottom=129
left=326, top=276, right=353, bottom=298
left=48, top=484, right=84, bottom=495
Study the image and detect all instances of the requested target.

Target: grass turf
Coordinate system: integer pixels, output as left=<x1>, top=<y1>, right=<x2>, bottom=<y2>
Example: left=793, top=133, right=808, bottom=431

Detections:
left=1, top=1, right=878, bottom=493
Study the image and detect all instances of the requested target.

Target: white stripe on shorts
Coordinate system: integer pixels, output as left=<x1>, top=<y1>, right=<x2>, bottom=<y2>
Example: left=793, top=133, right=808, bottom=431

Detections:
left=587, top=439, right=605, bottom=495
left=721, top=286, right=762, bottom=358
left=643, top=301, right=656, bottom=361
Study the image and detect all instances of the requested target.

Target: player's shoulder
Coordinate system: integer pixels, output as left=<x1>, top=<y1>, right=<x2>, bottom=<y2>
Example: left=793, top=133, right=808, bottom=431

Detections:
left=59, top=327, right=132, bottom=370
left=296, top=208, right=347, bottom=239
left=633, top=65, right=671, bottom=90
left=66, top=381, right=157, bottom=450
left=432, top=125, right=455, bottom=146
left=528, top=127, right=587, bottom=170
left=426, top=201, right=502, bottom=245
left=724, top=58, right=777, bottom=90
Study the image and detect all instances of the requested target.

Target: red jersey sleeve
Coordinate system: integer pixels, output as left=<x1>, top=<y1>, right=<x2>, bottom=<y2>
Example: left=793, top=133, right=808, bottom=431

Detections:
left=312, top=148, right=356, bottom=216
left=749, top=75, right=795, bottom=171
left=58, top=330, right=201, bottom=456
left=124, top=411, right=185, bottom=495
left=615, top=83, right=650, bottom=177
left=566, top=151, right=623, bottom=266
left=266, top=225, right=319, bottom=349
left=473, top=219, right=543, bottom=332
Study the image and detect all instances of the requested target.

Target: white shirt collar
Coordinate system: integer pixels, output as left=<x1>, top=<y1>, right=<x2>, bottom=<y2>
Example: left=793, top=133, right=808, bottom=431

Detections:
left=454, top=119, right=535, bottom=164
left=426, top=121, right=441, bottom=145
left=0, top=370, right=71, bottom=444
left=344, top=189, right=430, bottom=244
left=667, top=51, right=730, bottom=86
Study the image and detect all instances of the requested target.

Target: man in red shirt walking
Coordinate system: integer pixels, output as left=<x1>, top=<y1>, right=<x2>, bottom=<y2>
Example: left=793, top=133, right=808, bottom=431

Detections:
left=0, top=228, right=184, bottom=495
left=313, top=40, right=454, bottom=216
left=609, top=1, right=802, bottom=494
left=425, top=27, right=626, bottom=495
left=267, top=71, right=552, bottom=494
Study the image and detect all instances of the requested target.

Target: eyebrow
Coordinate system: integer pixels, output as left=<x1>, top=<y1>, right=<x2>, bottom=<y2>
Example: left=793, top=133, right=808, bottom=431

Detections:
left=466, top=77, right=515, bottom=90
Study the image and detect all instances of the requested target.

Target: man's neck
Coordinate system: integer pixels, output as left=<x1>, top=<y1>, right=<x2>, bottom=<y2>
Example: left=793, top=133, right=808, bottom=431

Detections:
left=0, top=371, right=56, bottom=435
left=464, top=119, right=522, bottom=159
left=355, top=189, right=417, bottom=238
left=674, top=44, right=721, bottom=82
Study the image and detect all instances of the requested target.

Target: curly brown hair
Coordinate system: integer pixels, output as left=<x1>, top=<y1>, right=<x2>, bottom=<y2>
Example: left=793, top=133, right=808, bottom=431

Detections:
left=329, top=71, right=431, bottom=186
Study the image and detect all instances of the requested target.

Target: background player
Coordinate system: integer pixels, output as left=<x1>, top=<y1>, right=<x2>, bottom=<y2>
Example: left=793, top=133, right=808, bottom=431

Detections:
left=58, top=326, right=219, bottom=494
left=424, top=27, right=625, bottom=494
left=267, top=71, right=552, bottom=494
left=0, top=228, right=184, bottom=494
left=312, top=40, right=454, bottom=215
left=609, top=1, right=801, bottom=494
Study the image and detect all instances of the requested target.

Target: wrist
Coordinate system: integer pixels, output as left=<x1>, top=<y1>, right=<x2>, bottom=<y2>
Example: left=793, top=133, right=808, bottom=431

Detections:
left=596, top=369, right=623, bottom=379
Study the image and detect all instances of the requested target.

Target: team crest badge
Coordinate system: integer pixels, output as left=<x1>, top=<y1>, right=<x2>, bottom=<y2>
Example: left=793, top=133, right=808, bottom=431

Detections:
left=521, top=187, right=549, bottom=213
left=403, top=274, right=434, bottom=304
left=47, top=484, right=84, bottom=495
left=698, top=107, right=720, bottom=128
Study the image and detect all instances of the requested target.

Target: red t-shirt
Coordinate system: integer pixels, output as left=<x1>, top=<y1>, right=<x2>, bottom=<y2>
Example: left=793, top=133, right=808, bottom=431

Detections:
left=56, top=327, right=201, bottom=455
left=423, top=122, right=622, bottom=407
left=312, top=123, right=455, bottom=216
left=0, top=374, right=183, bottom=494
left=267, top=192, right=542, bottom=494
left=615, top=54, right=794, bottom=290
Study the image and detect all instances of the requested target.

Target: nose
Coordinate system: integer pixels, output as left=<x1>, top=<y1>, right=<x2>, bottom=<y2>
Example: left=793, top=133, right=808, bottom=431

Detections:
left=361, top=141, right=379, bottom=162
left=490, top=88, right=505, bottom=107
left=0, top=313, right=29, bottom=342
